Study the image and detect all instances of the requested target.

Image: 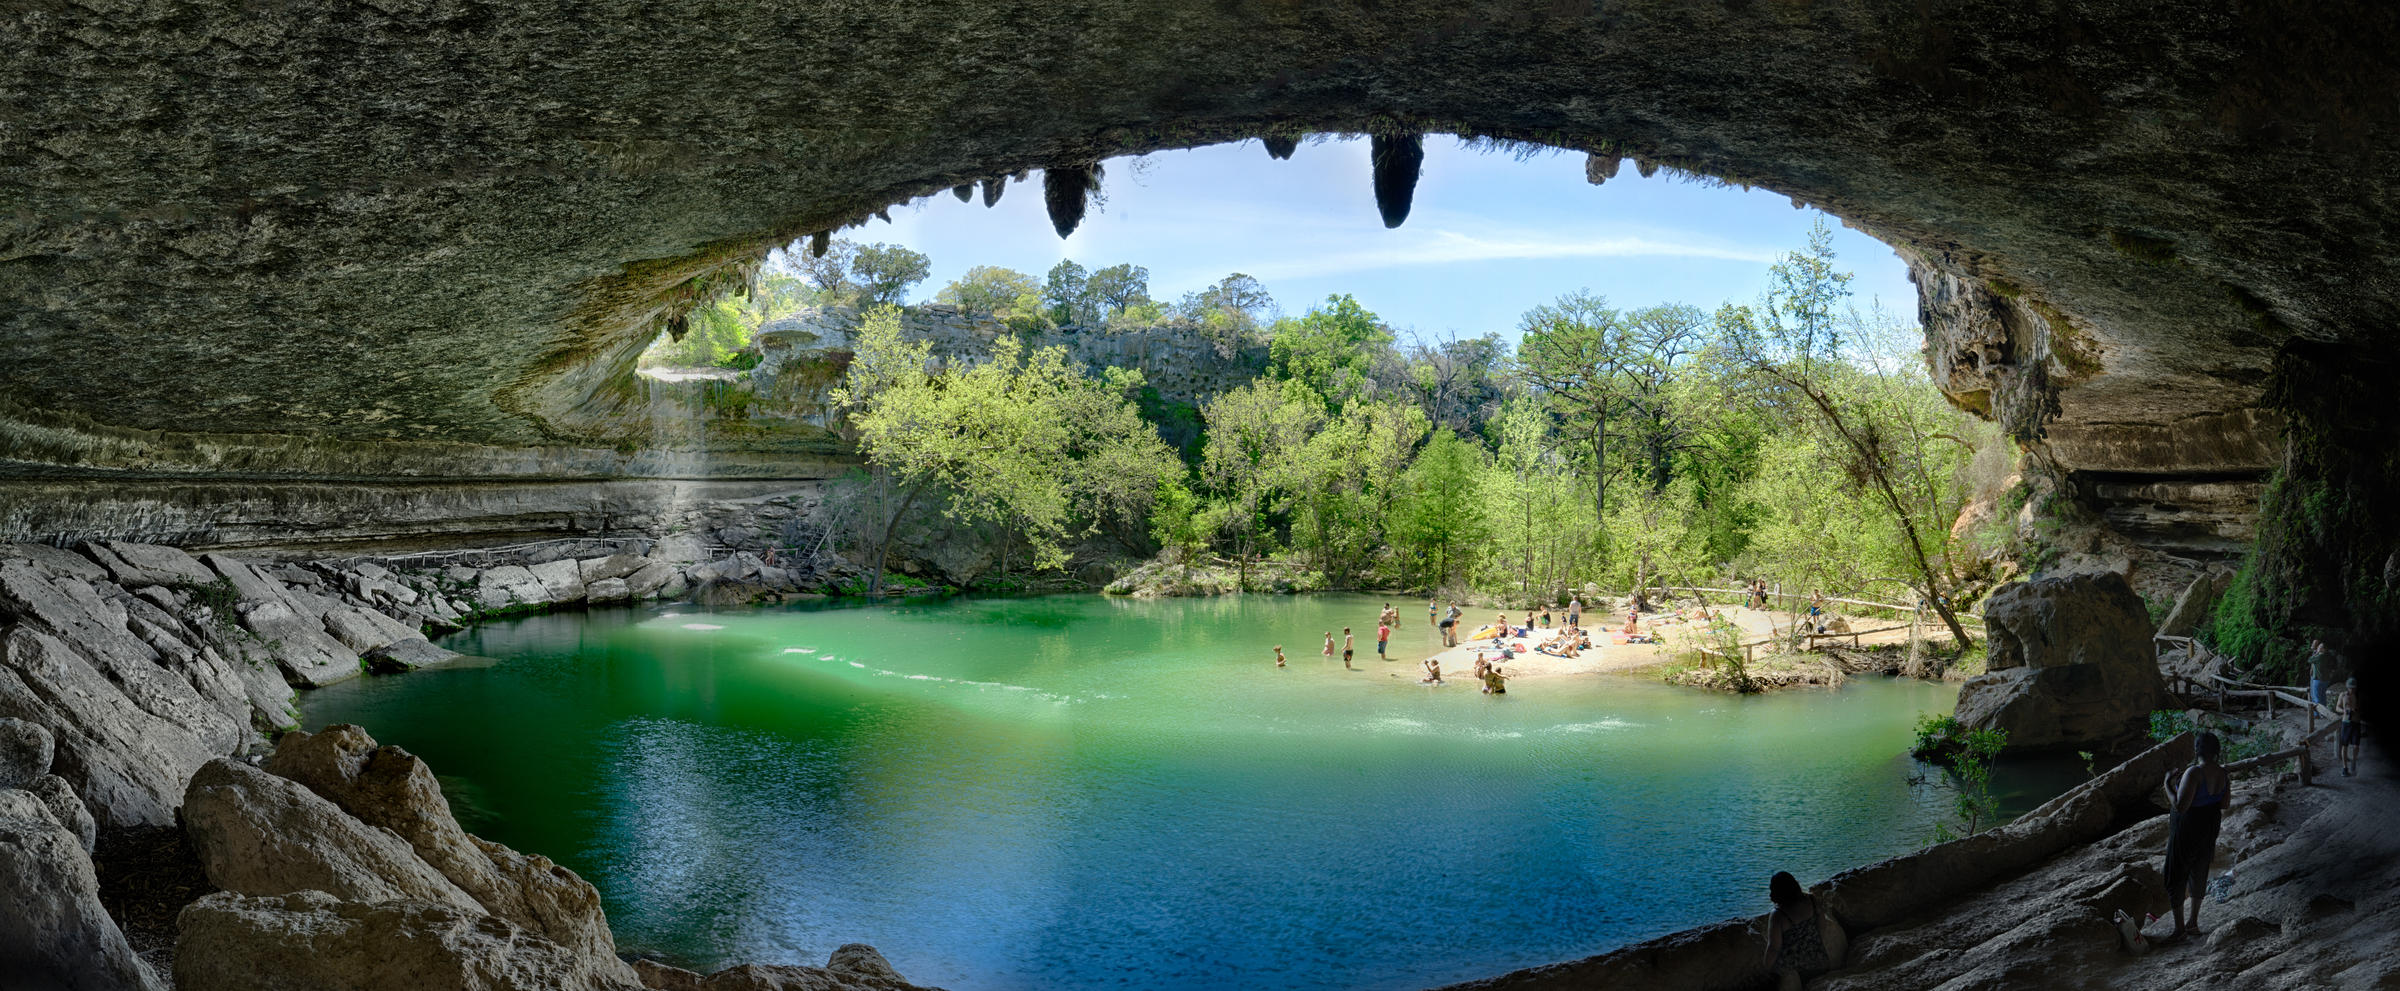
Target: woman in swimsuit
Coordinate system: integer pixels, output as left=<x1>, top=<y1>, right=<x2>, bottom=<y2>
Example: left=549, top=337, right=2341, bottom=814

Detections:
left=2161, top=732, right=2233, bottom=937
left=1761, top=871, right=1845, bottom=990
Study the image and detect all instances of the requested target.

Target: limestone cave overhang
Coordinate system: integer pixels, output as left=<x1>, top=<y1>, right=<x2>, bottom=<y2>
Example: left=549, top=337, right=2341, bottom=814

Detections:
left=4, top=1, right=2394, bottom=514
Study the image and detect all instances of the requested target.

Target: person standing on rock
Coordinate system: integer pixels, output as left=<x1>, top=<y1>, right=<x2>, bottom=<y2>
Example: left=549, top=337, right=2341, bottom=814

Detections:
left=2338, top=677, right=2361, bottom=776
left=2161, top=732, right=2232, bottom=938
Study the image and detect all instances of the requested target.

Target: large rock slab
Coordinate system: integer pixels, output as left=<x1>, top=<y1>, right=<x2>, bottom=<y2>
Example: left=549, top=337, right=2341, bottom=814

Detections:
left=1956, top=572, right=2164, bottom=753
left=0, top=787, right=165, bottom=991
left=174, top=890, right=640, bottom=991
left=0, top=628, right=228, bottom=830
left=2155, top=567, right=2232, bottom=640
left=4, top=542, right=110, bottom=582
left=181, top=758, right=480, bottom=911
left=527, top=558, right=587, bottom=604
left=85, top=542, right=218, bottom=588
left=263, top=725, right=636, bottom=984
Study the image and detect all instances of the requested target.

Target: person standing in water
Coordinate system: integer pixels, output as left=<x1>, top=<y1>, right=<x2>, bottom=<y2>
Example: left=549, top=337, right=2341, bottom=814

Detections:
left=2161, top=732, right=2233, bottom=938
left=1342, top=627, right=1356, bottom=670
left=1322, top=632, right=1335, bottom=662
left=1376, top=619, right=1391, bottom=661
left=1273, top=645, right=1286, bottom=669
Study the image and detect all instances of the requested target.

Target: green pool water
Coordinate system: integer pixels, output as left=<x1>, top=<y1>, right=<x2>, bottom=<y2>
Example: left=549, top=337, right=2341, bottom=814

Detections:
left=301, top=592, right=2074, bottom=991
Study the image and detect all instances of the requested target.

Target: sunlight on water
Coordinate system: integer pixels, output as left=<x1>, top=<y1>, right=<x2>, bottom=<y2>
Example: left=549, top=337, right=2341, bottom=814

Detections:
left=302, top=593, right=2078, bottom=991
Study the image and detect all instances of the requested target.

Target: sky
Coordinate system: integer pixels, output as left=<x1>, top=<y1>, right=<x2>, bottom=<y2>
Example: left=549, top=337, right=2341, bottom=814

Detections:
left=825, top=136, right=1918, bottom=343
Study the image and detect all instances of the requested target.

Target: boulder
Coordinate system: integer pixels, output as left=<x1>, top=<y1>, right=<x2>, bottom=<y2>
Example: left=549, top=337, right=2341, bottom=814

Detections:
left=1956, top=572, right=2164, bottom=753
left=262, top=726, right=637, bottom=983
left=633, top=958, right=706, bottom=990
left=826, top=944, right=903, bottom=981
left=180, top=758, right=481, bottom=911
left=477, top=565, right=548, bottom=612
left=586, top=577, right=632, bottom=604
left=0, top=787, right=165, bottom=991
left=367, top=638, right=465, bottom=673
left=199, top=553, right=291, bottom=608
left=173, top=891, right=641, bottom=991
left=0, top=714, right=54, bottom=789
left=2155, top=568, right=2232, bottom=639
left=528, top=559, right=587, bottom=604
left=85, top=541, right=218, bottom=588
left=626, top=561, right=676, bottom=599
left=29, top=773, right=97, bottom=854
left=323, top=605, right=421, bottom=654
left=237, top=597, right=365, bottom=688
left=579, top=554, right=649, bottom=584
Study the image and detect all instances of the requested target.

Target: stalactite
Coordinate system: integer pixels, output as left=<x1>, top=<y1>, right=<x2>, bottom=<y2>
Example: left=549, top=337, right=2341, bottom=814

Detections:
left=1636, top=157, right=1659, bottom=179
left=981, top=176, right=1006, bottom=207
left=1370, top=133, right=1425, bottom=229
left=1044, top=162, right=1102, bottom=238
left=1262, top=135, right=1299, bottom=160
left=952, top=184, right=974, bottom=203
left=1584, top=152, right=1622, bottom=185
left=809, top=231, right=829, bottom=258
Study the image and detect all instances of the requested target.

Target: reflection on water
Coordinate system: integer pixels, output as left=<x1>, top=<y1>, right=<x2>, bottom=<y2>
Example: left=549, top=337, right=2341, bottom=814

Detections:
left=303, top=593, right=2078, bottom=991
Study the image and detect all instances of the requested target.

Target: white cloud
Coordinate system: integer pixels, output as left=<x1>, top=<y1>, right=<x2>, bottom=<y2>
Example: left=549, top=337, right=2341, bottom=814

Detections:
left=1241, top=228, right=1778, bottom=281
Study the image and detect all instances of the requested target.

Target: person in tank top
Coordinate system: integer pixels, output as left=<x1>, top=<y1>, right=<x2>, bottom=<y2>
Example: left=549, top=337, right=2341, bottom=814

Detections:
left=2161, top=732, right=2233, bottom=938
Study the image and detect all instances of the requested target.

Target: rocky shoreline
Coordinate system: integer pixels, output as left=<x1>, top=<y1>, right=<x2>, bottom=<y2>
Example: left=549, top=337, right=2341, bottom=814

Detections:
left=0, top=538, right=941, bottom=989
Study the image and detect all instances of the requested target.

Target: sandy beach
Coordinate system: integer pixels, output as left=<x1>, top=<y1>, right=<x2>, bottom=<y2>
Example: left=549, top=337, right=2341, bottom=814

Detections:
left=1375, top=602, right=1932, bottom=683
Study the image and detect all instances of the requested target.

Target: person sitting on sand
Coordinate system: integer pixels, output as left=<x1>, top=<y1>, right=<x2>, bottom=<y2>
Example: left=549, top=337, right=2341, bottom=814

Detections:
left=1621, top=613, right=1640, bottom=636
left=1480, top=665, right=1508, bottom=695
left=2338, top=677, right=2361, bottom=776
left=1274, top=645, right=1285, bottom=669
left=1471, top=652, right=1490, bottom=681
left=1420, top=656, right=1443, bottom=684
left=1761, top=871, right=1846, bottom=990
left=2161, top=732, right=2233, bottom=938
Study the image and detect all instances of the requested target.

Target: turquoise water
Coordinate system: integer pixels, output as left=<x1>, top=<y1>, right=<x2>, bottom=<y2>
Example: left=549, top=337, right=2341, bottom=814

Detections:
left=301, top=593, right=2071, bottom=991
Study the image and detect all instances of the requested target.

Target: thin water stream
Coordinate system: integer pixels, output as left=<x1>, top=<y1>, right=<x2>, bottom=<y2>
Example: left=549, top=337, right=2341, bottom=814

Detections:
left=301, top=593, right=2077, bottom=991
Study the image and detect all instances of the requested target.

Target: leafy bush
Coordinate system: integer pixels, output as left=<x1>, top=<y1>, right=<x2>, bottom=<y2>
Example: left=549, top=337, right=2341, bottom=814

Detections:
left=1911, top=712, right=1966, bottom=763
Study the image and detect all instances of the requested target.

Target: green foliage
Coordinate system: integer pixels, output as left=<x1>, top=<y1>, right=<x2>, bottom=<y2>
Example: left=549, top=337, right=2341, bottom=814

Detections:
left=1390, top=430, right=1490, bottom=590
left=1941, top=727, right=2007, bottom=838
left=936, top=265, right=1043, bottom=316
left=1910, top=712, right=1966, bottom=763
left=833, top=306, right=1179, bottom=594
left=2147, top=710, right=2281, bottom=764
left=1269, top=294, right=1393, bottom=406
left=850, top=243, right=932, bottom=306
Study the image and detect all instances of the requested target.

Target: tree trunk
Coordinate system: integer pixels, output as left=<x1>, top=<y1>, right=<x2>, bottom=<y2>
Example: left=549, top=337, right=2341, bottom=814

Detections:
left=870, top=478, right=932, bottom=598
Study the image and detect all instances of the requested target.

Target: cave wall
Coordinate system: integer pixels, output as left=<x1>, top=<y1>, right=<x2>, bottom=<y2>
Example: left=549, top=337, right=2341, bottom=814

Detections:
left=4, top=0, right=2396, bottom=642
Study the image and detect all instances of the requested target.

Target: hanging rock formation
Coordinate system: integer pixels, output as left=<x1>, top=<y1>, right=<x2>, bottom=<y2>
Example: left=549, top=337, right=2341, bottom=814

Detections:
left=1369, top=133, right=1425, bottom=228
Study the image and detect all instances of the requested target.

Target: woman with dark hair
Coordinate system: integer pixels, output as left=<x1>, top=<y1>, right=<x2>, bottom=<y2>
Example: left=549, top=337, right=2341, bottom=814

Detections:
left=1761, top=871, right=1845, bottom=989
left=2161, top=731, right=2233, bottom=937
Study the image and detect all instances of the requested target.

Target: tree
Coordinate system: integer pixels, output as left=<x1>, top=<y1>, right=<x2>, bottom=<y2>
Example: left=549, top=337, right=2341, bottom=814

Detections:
left=1727, top=220, right=1973, bottom=648
left=1403, top=330, right=1514, bottom=437
left=1085, top=263, right=1152, bottom=320
left=851, top=243, right=932, bottom=306
left=796, top=239, right=859, bottom=299
left=1391, top=430, right=1489, bottom=590
left=1201, top=378, right=1322, bottom=590
left=1177, top=273, right=1277, bottom=358
left=1043, top=260, right=1093, bottom=326
left=936, top=265, right=1042, bottom=316
left=1269, top=294, right=1394, bottom=408
left=1516, top=290, right=1627, bottom=534
left=831, top=306, right=1177, bottom=595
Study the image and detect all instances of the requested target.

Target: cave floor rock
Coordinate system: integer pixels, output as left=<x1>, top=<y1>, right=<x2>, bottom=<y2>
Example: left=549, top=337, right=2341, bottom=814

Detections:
left=1817, top=726, right=2400, bottom=990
